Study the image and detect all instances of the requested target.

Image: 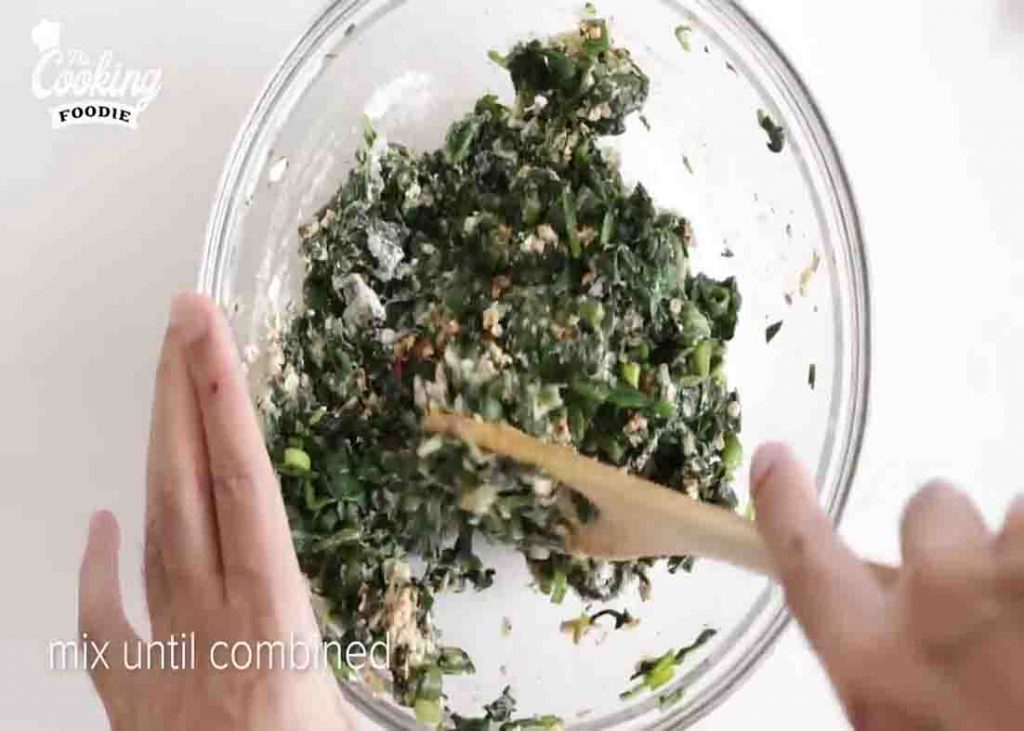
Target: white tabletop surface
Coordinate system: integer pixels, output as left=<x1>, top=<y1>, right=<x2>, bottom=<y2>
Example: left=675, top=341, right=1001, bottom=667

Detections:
left=3, top=1, right=1023, bottom=729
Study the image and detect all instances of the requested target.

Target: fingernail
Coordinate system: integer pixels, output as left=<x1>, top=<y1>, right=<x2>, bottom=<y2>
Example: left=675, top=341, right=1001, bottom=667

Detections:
left=168, top=292, right=207, bottom=345
left=750, top=442, right=786, bottom=497
left=87, top=510, right=114, bottom=546
left=89, top=509, right=114, bottom=532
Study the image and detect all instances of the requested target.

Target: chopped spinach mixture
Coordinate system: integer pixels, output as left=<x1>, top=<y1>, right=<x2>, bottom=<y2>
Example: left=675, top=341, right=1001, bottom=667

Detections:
left=264, top=18, right=742, bottom=726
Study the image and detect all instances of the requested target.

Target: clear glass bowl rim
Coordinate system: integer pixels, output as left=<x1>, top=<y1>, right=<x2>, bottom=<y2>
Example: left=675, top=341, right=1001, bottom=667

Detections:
left=199, top=0, right=871, bottom=727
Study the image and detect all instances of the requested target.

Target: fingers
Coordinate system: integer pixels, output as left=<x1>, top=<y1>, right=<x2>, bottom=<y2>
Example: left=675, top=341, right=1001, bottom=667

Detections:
left=994, top=495, right=1024, bottom=602
left=751, top=443, right=883, bottom=657
left=170, top=292, right=300, bottom=600
left=900, top=480, right=989, bottom=566
left=997, top=494, right=1024, bottom=545
left=143, top=521, right=170, bottom=632
left=899, top=481, right=999, bottom=657
left=145, top=295, right=223, bottom=609
left=79, top=511, right=141, bottom=705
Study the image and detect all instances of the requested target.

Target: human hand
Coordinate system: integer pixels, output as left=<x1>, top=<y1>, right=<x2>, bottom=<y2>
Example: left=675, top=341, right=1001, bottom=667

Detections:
left=752, top=443, right=1024, bottom=730
left=78, top=293, right=353, bottom=731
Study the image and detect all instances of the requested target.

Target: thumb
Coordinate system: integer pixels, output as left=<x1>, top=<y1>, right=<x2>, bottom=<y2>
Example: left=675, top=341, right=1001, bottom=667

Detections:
left=750, top=443, right=880, bottom=655
left=78, top=510, right=142, bottom=706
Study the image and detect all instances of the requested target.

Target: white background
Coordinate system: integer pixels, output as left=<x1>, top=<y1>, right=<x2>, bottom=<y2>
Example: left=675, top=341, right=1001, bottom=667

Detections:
left=2, top=1, right=1023, bottom=729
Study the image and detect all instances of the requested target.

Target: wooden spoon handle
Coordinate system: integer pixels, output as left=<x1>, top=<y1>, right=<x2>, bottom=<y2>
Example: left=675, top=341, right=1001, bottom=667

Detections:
left=570, top=499, right=899, bottom=587
left=423, top=412, right=899, bottom=586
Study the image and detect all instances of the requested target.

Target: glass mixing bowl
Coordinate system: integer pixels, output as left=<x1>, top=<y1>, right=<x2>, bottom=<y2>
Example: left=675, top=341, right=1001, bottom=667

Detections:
left=200, top=0, right=869, bottom=727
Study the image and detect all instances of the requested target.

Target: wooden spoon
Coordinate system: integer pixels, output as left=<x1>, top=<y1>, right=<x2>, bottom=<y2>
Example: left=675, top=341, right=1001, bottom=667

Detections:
left=423, top=412, right=898, bottom=586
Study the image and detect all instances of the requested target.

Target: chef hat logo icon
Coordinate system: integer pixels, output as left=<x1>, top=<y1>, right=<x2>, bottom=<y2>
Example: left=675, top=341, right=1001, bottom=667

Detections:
left=32, top=19, right=61, bottom=53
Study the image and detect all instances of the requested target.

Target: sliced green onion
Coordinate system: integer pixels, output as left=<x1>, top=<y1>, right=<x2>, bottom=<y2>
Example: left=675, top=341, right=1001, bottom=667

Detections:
left=691, top=340, right=713, bottom=378
left=549, top=570, right=568, bottom=604
left=414, top=697, right=442, bottom=726
left=620, top=361, right=641, bottom=389
left=721, top=432, right=742, bottom=472
left=283, top=447, right=311, bottom=473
